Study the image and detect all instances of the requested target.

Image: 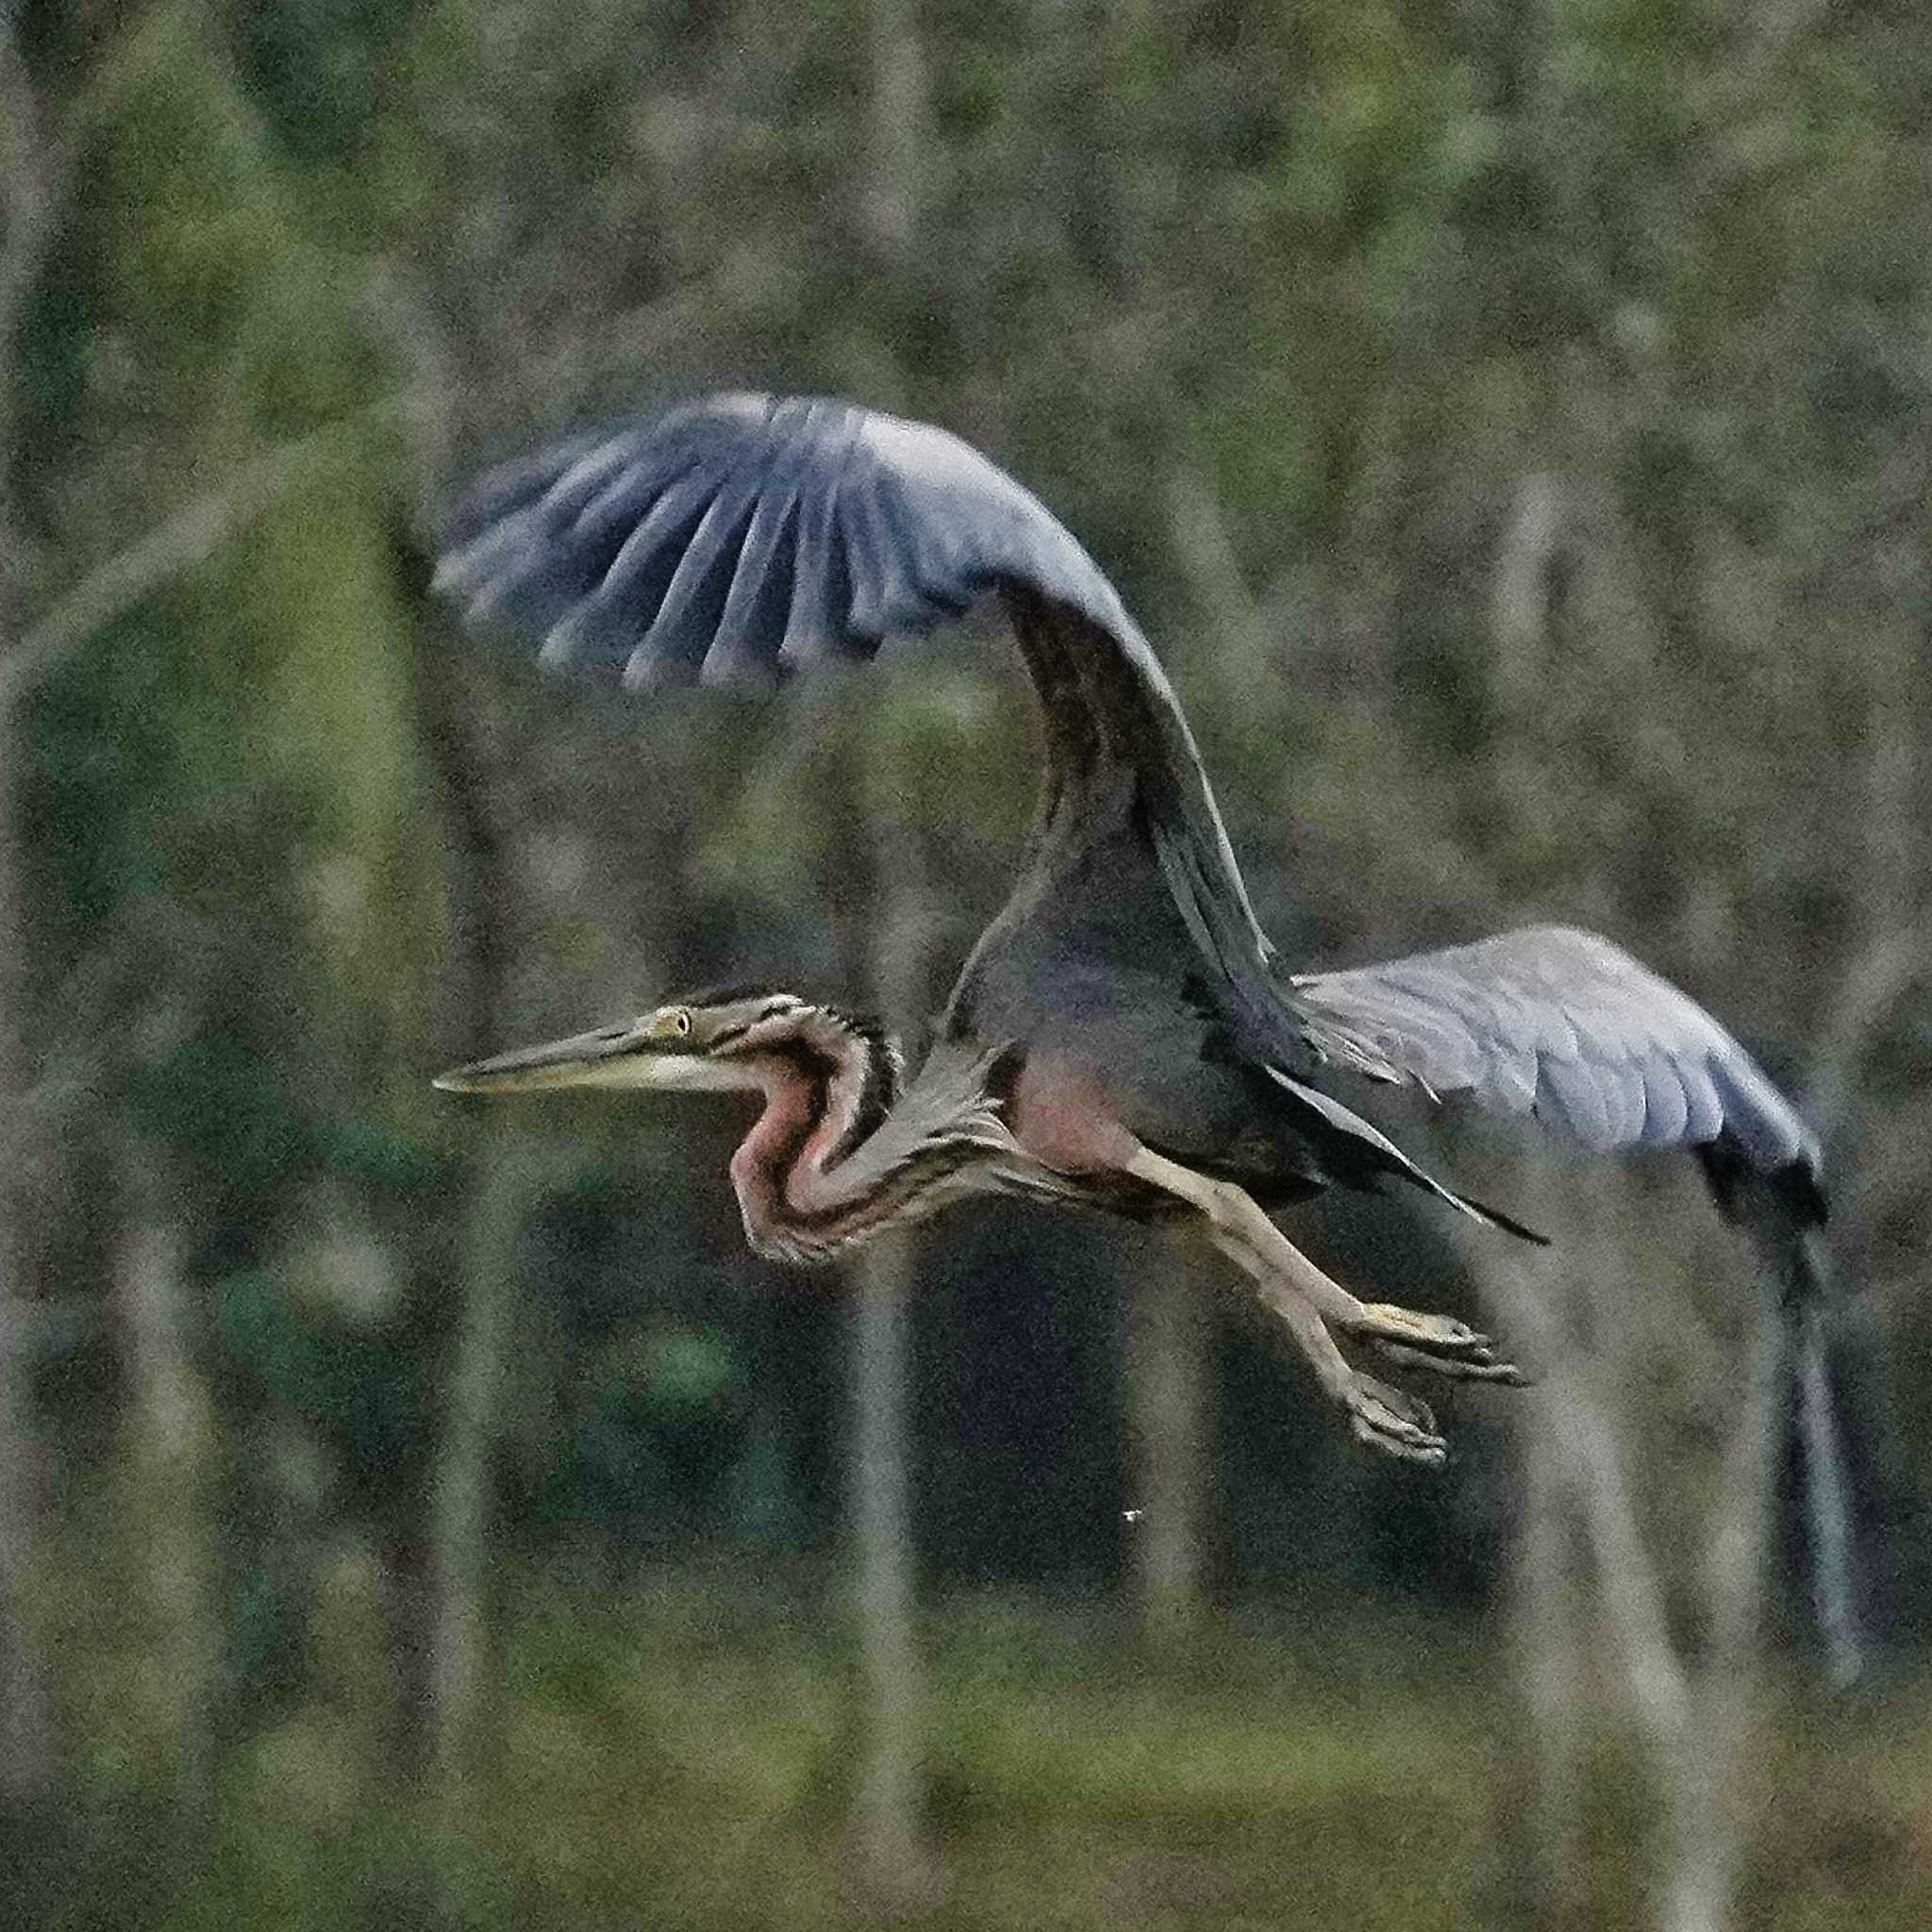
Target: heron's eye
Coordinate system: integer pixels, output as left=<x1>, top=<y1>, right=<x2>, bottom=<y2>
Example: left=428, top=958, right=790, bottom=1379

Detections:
left=674, top=1008, right=692, bottom=1036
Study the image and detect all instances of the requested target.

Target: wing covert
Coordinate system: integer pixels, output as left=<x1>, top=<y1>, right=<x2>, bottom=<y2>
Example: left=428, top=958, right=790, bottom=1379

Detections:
left=1289, top=924, right=1821, bottom=1180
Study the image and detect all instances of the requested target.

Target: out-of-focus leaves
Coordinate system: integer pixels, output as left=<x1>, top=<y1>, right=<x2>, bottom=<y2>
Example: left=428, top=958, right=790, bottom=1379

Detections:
left=230, top=1560, right=293, bottom=1699
left=17, top=277, right=92, bottom=465
left=215, top=1269, right=420, bottom=1470
left=240, top=0, right=425, bottom=164
left=632, top=1327, right=739, bottom=1424
left=724, top=1413, right=810, bottom=1551
left=87, top=8, right=296, bottom=368
left=131, top=1041, right=308, bottom=1190
left=534, top=1323, right=754, bottom=1540
left=312, top=1118, right=441, bottom=1192
left=31, top=613, right=243, bottom=925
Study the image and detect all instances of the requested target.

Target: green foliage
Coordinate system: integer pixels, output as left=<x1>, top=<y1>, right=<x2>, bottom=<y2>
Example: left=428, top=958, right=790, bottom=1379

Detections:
left=86, top=6, right=299, bottom=369
left=241, top=0, right=425, bottom=163
left=16, top=275, right=92, bottom=469
left=131, top=1041, right=308, bottom=1190
left=216, top=1268, right=421, bottom=1467
left=129, top=1036, right=441, bottom=1196
left=532, top=1321, right=802, bottom=1546
left=313, top=1117, right=441, bottom=1193
left=33, top=611, right=243, bottom=925
left=36, top=1573, right=1932, bottom=1931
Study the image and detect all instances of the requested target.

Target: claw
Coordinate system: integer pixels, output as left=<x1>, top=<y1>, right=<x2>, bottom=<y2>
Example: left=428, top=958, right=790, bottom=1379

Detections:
left=1358, top=1303, right=1528, bottom=1384
left=1345, top=1373, right=1447, bottom=1465
left=1374, top=1340, right=1532, bottom=1385
left=1350, top=1411, right=1447, bottom=1467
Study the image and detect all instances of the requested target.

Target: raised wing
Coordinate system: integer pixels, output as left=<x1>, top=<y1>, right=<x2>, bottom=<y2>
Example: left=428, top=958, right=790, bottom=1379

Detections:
left=437, top=391, right=1283, bottom=1035
left=1290, top=924, right=1821, bottom=1189
left=437, top=392, right=1135, bottom=684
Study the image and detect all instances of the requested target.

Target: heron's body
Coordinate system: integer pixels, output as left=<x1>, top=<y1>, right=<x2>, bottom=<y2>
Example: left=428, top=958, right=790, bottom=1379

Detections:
left=432, top=389, right=1851, bottom=1574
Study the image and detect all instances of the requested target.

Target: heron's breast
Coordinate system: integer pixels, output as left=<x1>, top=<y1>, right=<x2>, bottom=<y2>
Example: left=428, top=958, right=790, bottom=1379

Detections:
left=1006, top=1050, right=1145, bottom=1177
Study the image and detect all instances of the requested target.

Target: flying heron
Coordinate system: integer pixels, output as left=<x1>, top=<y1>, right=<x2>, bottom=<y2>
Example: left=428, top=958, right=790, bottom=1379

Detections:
left=431, top=392, right=1835, bottom=1486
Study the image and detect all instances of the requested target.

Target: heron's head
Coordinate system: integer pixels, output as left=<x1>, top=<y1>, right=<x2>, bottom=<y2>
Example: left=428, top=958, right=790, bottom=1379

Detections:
left=433, top=991, right=818, bottom=1098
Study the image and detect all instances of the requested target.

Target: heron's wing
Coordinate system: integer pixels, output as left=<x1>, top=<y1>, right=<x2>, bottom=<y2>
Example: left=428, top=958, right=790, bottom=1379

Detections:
left=438, top=392, right=1122, bottom=683
left=1293, top=923, right=1866, bottom=1676
left=1289, top=924, right=1822, bottom=1190
left=437, top=391, right=1281, bottom=1020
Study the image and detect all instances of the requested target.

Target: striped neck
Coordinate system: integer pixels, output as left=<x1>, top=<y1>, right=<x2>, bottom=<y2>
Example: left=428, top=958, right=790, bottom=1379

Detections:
left=718, top=1001, right=1010, bottom=1263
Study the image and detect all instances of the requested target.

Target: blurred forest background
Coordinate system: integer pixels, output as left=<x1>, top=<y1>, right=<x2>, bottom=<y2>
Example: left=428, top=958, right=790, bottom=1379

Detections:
left=3, top=1, right=1931, bottom=1928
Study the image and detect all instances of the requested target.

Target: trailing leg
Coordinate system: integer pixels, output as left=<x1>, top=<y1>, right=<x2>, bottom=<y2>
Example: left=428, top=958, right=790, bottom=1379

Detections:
left=1184, top=1171, right=1525, bottom=1384
left=1123, top=1147, right=1449, bottom=1465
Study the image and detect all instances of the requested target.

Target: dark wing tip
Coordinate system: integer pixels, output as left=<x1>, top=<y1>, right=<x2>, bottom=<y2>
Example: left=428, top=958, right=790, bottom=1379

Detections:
left=1698, top=1140, right=1830, bottom=1229
left=435, top=391, right=1128, bottom=691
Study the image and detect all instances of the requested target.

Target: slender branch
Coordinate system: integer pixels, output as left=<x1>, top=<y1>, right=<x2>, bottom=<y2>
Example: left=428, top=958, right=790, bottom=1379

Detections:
left=3, top=266, right=741, bottom=716
left=1, top=397, right=412, bottom=712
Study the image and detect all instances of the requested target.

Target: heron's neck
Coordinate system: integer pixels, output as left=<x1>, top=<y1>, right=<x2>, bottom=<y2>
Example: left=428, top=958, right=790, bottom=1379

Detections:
left=724, top=1008, right=1010, bottom=1263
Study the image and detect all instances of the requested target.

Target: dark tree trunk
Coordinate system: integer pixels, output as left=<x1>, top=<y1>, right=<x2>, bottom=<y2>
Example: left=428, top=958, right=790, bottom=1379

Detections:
left=0, top=11, right=68, bottom=1887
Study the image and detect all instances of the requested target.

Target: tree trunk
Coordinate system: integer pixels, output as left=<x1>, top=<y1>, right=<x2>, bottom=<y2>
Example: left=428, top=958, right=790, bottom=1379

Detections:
left=427, top=1131, right=527, bottom=1793
left=847, top=1224, right=932, bottom=1903
left=0, top=8, right=67, bottom=1870
left=842, top=8, right=941, bottom=1900
left=1124, top=1263, right=1213, bottom=1643
left=1471, top=1158, right=1784, bottom=1932
left=1471, top=1162, right=1588, bottom=1926
left=112, top=1146, right=217, bottom=1830
left=843, top=802, right=941, bottom=1907
left=413, top=602, right=525, bottom=1816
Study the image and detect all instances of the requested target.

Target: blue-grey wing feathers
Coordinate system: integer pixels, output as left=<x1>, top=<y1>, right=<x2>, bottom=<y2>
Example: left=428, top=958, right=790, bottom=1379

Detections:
left=1289, top=924, right=1821, bottom=1185
left=436, top=392, right=1132, bottom=686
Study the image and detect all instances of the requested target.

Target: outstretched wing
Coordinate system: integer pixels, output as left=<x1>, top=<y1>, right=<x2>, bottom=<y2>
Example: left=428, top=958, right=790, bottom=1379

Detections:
left=1290, top=924, right=1822, bottom=1193
left=437, top=391, right=1283, bottom=1035
left=1293, top=923, right=1867, bottom=1678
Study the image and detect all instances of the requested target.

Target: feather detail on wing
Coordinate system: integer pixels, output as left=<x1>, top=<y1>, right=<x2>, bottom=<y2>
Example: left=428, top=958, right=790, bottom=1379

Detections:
left=1288, top=924, right=1822, bottom=1194
left=437, top=393, right=1132, bottom=684
left=1263, top=1068, right=1550, bottom=1243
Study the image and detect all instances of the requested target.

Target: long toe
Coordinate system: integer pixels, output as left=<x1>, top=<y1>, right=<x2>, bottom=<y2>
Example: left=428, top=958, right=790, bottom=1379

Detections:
left=1360, top=1304, right=1529, bottom=1383
left=1345, top=1374, right=1446, bottom=1465
left=1373, top=1338, right=1532, bottom=1385
left=1362, top=1305, right=1497, bottom=1357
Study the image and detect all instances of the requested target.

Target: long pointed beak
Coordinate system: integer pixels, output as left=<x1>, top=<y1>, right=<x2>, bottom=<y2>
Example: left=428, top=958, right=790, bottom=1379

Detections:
left=433, top=1021, right=669, bottom=1095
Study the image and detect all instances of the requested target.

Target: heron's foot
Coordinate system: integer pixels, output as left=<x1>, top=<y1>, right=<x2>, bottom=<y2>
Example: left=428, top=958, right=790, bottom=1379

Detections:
left=1344, top=1372, right=1446, bottom=1467
left=1355, top=1303, right=1530, bottom=1386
